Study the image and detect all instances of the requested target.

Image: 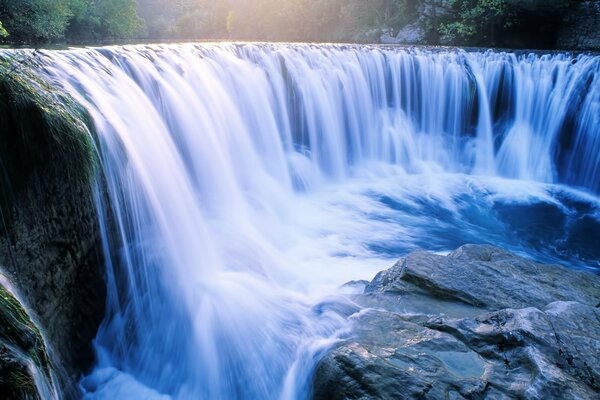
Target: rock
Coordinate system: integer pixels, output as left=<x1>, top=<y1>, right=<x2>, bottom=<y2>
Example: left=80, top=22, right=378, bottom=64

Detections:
left=0, top=60, right=106, bottom=396
left=365, top=244, right=599, bottom=311
left=0, top=275, right=58, bottom=400
left=380, top=0, right=454, bottom=45
left=381, top=23, right=425, bottom=45
left=313, top=245, right=600, bottom=399
left=557, top=1, right=600, bottom=50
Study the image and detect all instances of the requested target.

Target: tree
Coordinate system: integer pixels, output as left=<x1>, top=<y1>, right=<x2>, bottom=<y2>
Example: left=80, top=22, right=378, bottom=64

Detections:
left=438, top=0, right=513, bottom=44
left=67, top=0, right=143, bottom=40
left=0, top=0, right=73, bottom=43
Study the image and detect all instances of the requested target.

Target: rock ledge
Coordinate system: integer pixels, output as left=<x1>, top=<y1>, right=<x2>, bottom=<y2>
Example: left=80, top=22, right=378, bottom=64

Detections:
left=313, top=245, right=600, bottom=400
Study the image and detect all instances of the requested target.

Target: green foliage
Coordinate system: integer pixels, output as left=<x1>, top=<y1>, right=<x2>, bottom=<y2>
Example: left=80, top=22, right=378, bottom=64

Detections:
left=0, top=278, right=55, bottom=399
left=435, top=0, right=572, bottom=46
left=0, top=0, right=73, bottom=43
left=0, top=0, right=142, bottom=44
left=67, top=0, right=143, bottom=40
left=439, top=0, right=515, bottom=44
left=0, top=0, right=580, bottom=46
left=0, top=21, right=7, bottom=38
left=0, top=54, right=96, bottom=204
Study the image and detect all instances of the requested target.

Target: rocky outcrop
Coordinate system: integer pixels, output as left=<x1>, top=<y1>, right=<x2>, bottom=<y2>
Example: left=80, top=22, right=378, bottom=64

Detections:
left=0, top=57, right=106, bottom=396
left=0, top=274, right=58, bottom=399
left=313, top=245, right=600, bottom=399
left=558, top=1, right=600, bottom=51
left=381, top=23, right=425, bottom=45
left=381, top=0, right=452, bottom=45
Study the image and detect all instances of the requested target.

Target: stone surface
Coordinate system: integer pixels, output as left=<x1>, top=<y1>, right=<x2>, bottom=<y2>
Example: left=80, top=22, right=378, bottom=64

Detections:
left=0, top=275, right=58, bottom=400
left=0, top=160, right=106, bottom=390
left=381, top=23, right=425, bottom=45
left=558, top=1, right=600, bottom=51
left=0, top=62, right=106, bottom=396
left=313, top=245, right=600, bottom=400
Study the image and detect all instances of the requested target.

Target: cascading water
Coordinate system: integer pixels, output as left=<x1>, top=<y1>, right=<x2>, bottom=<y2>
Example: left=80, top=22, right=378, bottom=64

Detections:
left=9, top=43, right=599, bottom=398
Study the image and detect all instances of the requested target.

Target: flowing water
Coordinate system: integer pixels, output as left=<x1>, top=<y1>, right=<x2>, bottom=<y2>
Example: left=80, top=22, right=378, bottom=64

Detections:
left=9, top=43, right=600, bottom=398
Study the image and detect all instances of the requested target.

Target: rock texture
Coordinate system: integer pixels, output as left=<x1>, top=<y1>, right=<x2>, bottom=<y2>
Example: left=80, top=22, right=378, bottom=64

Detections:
left=558, top=1, right=600, bottom=51
left=0, top=60, right=106, bottom=396
left=380, top=0, right=452, bottom=45
left=381, top=23, right=425, bottom=45
left=0, top=274, right=57, bottom=399
left=313, top=245, right=600, bottom=399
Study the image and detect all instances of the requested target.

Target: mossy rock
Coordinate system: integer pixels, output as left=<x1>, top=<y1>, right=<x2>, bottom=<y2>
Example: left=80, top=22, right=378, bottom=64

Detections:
left=0, top=50, right=106, bottom=395
left=0, top=274, right=57, bottom=399
left=0, top=52, right=96, bottom=221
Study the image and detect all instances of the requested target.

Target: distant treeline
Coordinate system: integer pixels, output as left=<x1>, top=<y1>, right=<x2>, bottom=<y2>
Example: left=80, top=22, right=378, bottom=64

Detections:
left=0, top=0, right=579, bottom=47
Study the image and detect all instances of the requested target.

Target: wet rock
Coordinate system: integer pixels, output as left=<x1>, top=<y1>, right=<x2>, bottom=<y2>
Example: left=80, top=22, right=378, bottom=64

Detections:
left=313, top=245, right=600, bottom=399
left=365, top=244, right=599, bottom=311
left=0, top=61, right=106, bottom=395
left=0, top=275, right=58, bottom=400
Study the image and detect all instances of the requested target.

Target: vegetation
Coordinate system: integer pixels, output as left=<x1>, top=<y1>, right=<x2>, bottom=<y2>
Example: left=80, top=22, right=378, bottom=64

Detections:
left=0, top=54, right=96, bottom=217
left=0, top=277, right=55, bottom=399
left=0, top=0, right=142, bottom=44
left=0, top=0, right=582, bottom=47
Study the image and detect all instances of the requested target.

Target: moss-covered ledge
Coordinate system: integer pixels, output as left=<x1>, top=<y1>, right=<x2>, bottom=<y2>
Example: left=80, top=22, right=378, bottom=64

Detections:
left=0, top=54, right=106, bottom=398
left=0, top=273, right=58, bottom=399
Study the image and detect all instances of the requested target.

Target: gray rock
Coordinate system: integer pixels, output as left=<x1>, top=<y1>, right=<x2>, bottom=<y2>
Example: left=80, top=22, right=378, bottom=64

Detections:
left=366, top=244, right=599, bottom=311
left=381, top=23, right=425, bottom=45
left=558, top=1, right=600, bottom=50
left=313, top=245, right=600, bottom=399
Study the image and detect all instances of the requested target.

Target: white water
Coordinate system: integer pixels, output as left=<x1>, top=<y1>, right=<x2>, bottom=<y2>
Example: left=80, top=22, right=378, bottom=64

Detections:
left=10, top=43, right=600, bottom=399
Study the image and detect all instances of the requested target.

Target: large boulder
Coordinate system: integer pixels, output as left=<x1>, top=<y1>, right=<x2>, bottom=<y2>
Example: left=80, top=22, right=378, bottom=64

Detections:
left=0, top=274, right=58, bottom=399
left=381, top=23, right=425, bottom=45
left=381, top=0, right=453, bottom=45
left=0, top=56, right=106, bottom=396
left=313, top=245, right=600, bottom=399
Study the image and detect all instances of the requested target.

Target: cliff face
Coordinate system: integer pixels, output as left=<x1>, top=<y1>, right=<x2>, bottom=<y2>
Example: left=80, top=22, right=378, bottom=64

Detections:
left=0, top=57, right=106, bottom=397
left=558, top=1, right=600, bottom=51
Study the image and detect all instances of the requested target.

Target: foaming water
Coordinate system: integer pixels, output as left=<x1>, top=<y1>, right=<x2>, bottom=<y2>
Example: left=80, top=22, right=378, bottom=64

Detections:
left=4, top=43, right=598, bottom=398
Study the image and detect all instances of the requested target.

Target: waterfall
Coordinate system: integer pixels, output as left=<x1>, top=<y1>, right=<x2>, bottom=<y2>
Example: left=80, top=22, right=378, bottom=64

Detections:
left=8, top=44, right=599, bottom=398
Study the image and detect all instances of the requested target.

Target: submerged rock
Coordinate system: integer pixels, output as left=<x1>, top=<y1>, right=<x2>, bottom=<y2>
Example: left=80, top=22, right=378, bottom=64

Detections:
left=313, top=245, right=600, bottom=399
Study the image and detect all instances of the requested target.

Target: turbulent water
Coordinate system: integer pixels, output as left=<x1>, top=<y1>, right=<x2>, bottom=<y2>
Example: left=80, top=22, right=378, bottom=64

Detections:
left=12, top=43, right=600, bottom=398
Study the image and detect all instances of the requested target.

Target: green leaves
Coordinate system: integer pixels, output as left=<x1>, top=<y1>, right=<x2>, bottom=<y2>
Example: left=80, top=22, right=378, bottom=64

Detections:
left=437, top=0, right=517, bottom=44
left=0, top=0, right=73, bottom=43
left=0, top=21, right=8, bottom=38
left=0, top=0, right=142, bottom=43
left=67, top=0, right=143, bottom=40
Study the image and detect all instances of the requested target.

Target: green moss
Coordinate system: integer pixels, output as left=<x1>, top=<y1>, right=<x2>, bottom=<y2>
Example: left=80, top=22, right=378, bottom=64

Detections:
left=0, top=52, right=97, bottom=220
left=0, top=277, right=56, bottom=399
